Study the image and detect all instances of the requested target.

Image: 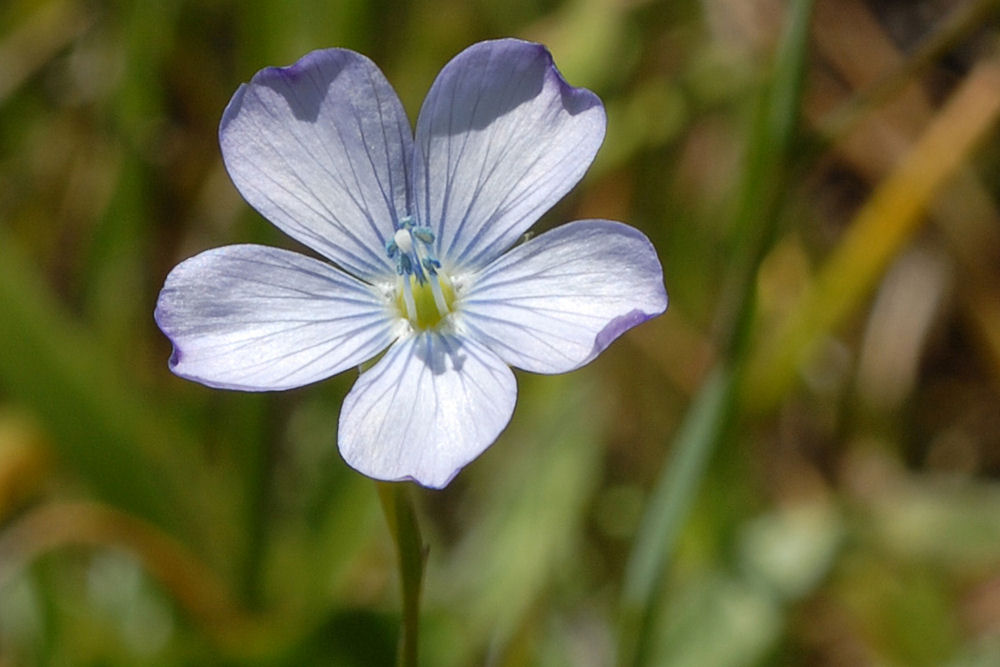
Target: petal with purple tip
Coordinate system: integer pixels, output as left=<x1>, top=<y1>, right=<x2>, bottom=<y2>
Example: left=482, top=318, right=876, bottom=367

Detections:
left=220, top=48, right=412, bottom=281
left=413, top=39, right=606, bottom=271
left=155, top=245, right=398, bottom=391
left=458, top=220, right=667, bottom=374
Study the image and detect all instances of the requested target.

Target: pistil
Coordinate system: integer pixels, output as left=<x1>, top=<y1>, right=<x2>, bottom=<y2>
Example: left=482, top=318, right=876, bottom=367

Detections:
left=386, top=217, right=455, bottom=329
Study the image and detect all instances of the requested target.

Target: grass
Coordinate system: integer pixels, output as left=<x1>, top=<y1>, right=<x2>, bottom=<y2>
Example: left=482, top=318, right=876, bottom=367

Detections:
left=2, top=0, right=1000, bottom=665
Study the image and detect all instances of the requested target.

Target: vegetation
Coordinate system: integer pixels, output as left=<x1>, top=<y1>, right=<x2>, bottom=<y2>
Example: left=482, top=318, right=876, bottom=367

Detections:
left=2, top=0, right=1000, bottom=664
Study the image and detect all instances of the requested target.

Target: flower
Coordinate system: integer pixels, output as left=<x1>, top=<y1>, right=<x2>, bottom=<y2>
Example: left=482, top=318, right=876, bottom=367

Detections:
left=154, top=39, right=667, bottom=488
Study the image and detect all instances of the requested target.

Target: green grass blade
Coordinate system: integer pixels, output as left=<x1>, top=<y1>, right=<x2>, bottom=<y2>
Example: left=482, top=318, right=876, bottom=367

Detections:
left=619, top=1, right=815, bottom=663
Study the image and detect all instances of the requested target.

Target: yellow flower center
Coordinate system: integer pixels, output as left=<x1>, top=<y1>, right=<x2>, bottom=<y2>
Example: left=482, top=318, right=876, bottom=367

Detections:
left=385, top=217, right=458, bottom=331
left=395, top=273, right=456, bottom=330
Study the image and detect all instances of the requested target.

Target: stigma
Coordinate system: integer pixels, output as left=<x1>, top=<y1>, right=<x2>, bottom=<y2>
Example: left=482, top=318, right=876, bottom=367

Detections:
left=385, top=217, right=454, bottom=329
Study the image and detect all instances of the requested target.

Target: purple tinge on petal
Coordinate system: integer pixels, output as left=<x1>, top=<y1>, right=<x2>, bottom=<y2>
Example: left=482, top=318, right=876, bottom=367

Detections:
left=337, top=331, right=517, bottom=488
left=250, top=52, right=342, bottom=122
left=459, top=219, right=667, bottom=375
left=593, top=309, right=658, bottom=356
left=413, top=38, right=607, bottom=272
left=219, top=48, right=413, bottom=282
left=155, top=244, right=398, bottom=392
left=168, top=346, right=183, bottom=366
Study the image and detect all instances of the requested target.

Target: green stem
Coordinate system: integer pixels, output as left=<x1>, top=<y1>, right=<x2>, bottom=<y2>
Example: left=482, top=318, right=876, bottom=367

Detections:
left=619, top=367, right=738, bottom=665
left=376, top=481, right=425, bottom=667
left=618, top=1, right=815, bottom=664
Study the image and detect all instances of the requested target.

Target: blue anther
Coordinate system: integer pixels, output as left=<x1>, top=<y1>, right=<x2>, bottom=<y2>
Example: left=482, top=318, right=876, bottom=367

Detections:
left=413, top=227, right=435, bottom=244
left=389, top=215, right=441, bottom=285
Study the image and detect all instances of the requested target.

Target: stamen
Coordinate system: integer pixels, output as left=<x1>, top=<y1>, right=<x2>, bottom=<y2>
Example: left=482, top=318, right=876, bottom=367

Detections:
left=388, top=216, right=454, bottom=329
left=429, top=277, right=449, bottom=317
left=399, top=275, right=417, bottom=322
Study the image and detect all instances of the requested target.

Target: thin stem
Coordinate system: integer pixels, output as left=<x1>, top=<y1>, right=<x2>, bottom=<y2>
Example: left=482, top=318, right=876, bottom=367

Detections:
left=376, top=481, right=426, bottom=667
left=619, top=1, right=815, bottom=664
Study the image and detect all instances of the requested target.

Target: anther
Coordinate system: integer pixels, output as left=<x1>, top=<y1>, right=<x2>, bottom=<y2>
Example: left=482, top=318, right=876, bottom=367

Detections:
left=412, top=228, right=435, bottom=244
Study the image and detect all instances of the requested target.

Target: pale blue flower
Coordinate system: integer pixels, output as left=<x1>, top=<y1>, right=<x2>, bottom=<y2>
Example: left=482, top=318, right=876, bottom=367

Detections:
left=155, top=39, right=667, bottom=488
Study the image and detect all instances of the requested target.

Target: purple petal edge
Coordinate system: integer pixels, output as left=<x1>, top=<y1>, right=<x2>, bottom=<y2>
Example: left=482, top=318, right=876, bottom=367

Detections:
left=593, top=309, right=659, bottom=358
left=413, top=38, right=607, bottom=271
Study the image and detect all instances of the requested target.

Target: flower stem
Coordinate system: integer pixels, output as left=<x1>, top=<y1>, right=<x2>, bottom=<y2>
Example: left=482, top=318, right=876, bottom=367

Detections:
left=376, top=481, right=425, bottom=667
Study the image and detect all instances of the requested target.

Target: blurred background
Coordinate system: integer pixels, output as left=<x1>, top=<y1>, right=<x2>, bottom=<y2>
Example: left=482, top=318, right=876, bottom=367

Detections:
left=3, top=0, right=1000, bottom=664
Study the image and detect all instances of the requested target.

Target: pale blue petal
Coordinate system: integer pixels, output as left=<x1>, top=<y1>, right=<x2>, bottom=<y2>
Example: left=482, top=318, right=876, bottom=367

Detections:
left=155, top=245, right=398, bottom=391
left=338, top=331, right=516, bottom=488
left=220, top=48, right=412, bottom=281
left=413, top=39, right=605, bottom=272
left=458, top=220, right=667, bottom=374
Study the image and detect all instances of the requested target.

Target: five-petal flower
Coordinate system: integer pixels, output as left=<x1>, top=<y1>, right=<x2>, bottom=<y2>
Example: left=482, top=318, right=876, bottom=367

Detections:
left=154, top=38, right=668, bottom=488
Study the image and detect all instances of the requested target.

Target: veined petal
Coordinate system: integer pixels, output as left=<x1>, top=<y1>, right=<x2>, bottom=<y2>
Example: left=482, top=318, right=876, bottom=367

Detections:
left=220, top=48, right=412, bottom=281
left=338, top=331, right=516, bottom=488
left=458, top=220, right=667, bottom=374
left=413, top=39, right=605, bottom=271
left=155, top=245, right=398, bottom=391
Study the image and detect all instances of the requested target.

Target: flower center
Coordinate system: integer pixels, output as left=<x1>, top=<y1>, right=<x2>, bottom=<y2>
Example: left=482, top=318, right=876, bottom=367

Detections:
left=385, top=217, right=455, bottom=330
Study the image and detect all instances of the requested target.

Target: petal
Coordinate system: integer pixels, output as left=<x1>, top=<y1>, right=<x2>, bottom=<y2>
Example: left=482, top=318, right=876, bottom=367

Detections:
left=155, top=245, right=398, bottom=391
left=413, top=38, right=605, bottom=271
left=220, top=48, right=412, bottom=281
left=338, top=331, right=516, bottom=488
left=457, top=220, right=667, bottom=374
